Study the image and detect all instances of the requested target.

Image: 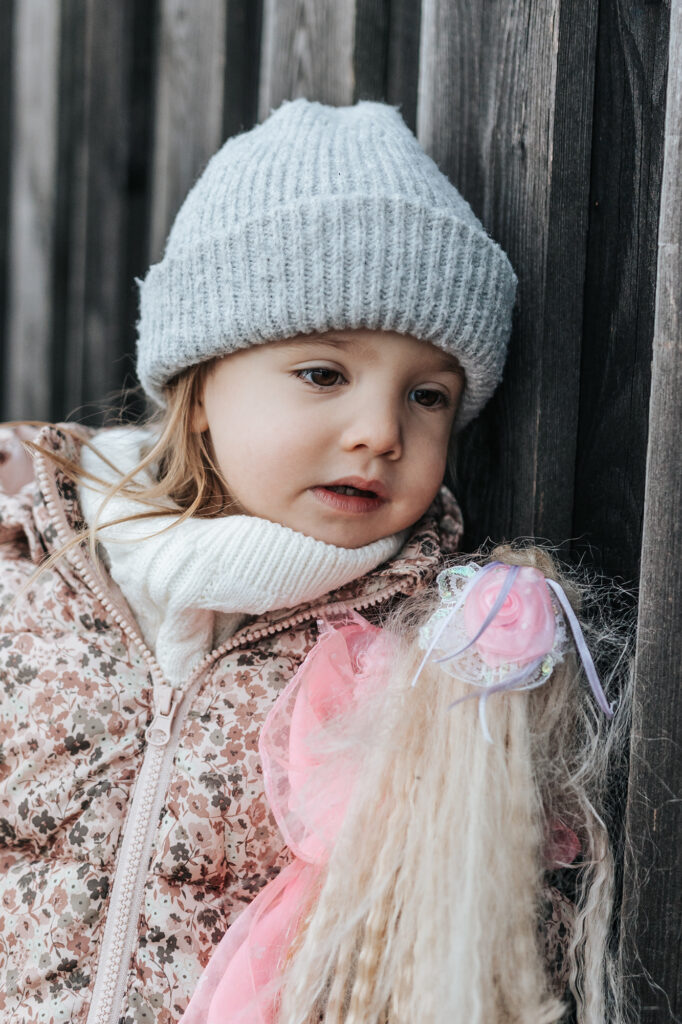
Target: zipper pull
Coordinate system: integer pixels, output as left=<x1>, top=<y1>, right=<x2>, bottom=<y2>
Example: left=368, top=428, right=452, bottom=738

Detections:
left=145, top=683, right=178, bottom=747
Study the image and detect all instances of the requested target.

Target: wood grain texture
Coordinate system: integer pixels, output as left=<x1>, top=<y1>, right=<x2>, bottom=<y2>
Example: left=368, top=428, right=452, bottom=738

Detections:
left=258, top=0, right=356, bottom=117
left=48, top=0, right=156, bottom=423
left=418, top=1, right=598, bottom=554
left=0, top=0, right=14, bottom=391
left=353, top=0, right=421, bottom=132
left=353, top=0, right=390, bottom=102
left=150, top=0, right=228, bottom=262
left=222, top=0, right=263, bottom=140
left=60, top=0, right=134, bottom=417
left=384, top=0, right=421, bottom=131
left=572, top=0, right=670, bottom=584
left=4, top=0, right=60, bottom=419
left=620, top=2, right=681, bottom=1017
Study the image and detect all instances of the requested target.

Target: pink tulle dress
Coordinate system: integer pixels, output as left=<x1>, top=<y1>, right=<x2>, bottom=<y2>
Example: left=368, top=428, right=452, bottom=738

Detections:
left=179, top=608, right=581, bottom=1023
left=179, top=612, right=393, bottom=1024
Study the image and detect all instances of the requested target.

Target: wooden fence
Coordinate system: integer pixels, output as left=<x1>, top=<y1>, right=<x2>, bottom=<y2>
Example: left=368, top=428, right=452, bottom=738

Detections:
left=0, top=1, right=679, bottom=1020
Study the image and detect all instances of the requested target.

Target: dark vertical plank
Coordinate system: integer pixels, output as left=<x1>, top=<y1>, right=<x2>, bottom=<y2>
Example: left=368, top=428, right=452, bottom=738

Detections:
left=78, top=0, right=136, bottom=412
left=418, top=1, right=599, bottom=552
left=120, top=0, right=159, bottom=420
left=52, top=0, right=157, bottom=423
left=620, top=2, right=681, bottom=1016
left=53, top=0, right=156, bottom=422
left=4, top=0, right=60, bottom=420
left=385, top=0, right=422, bottom=132
left=149, top=0, right=228, bottom=262
left=0, top=0, right=15, bottom=409
left=51, top=0, right=87, bottom=420
left=353, top=0, right=390, bottom=102
left=352, top=0, right=421, bottom=134
left=259, top=0, right=356, bottom=116
left=222, top=0, right=264, bottom=139
left=572, top=0, right=670, bottom=584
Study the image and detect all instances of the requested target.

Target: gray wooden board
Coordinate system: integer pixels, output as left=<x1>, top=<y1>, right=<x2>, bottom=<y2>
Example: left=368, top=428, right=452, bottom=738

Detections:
left=352, top=0, right=422, bottom=133
left=77, top=0, right=135, bottom=412
left=571, top=0, right=670, bottom=586
left=384, top=0, right=421, bottom=132
left=49, top=0, right=156, bottom=424
left=353, top=0, right=391, bottom=103
left=0, top=0, right=14, bottom=396
left=118, top=0, right=159, bottom=423
left=150, top=0, right=228, bottom=263
left=222, top=0, right=264, bottom=141
left=4, top=0, right=60, bottom=420
left=621, top=1, right=681, bottom=1017
left=51, top=0, right=87, bottom=421
left=418, top=1, right=598, bottom=555
left=54, top=0, right=135, bottom=419
left=258, top=0, right=356, bottom=116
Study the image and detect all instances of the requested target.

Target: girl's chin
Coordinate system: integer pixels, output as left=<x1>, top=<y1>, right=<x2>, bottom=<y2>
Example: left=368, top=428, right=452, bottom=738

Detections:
left=277, top=512, right=392, bottom=549
left=305, top=520, right=399, bottom=549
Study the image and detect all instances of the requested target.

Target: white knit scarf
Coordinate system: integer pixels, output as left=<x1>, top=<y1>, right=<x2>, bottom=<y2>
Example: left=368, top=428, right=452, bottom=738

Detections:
left=78, top=427, right=405, bottom=686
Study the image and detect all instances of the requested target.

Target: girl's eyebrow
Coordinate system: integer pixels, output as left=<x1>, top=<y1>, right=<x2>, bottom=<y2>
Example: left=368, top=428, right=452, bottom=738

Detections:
left=282, top=335, right=463, bottom=375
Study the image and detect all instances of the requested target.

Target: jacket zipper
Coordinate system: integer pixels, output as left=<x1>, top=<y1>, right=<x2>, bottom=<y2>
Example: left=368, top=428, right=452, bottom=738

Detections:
left=34, top=451, right=411, bottom=1024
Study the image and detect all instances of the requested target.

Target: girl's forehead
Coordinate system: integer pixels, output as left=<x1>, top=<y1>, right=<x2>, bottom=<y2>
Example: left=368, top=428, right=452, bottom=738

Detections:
left=267, top=330, right=463, bottom=374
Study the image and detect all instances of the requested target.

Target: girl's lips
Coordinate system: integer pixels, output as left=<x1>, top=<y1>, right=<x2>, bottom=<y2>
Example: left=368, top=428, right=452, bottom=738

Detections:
left=310, top=486, right=387, bottom=514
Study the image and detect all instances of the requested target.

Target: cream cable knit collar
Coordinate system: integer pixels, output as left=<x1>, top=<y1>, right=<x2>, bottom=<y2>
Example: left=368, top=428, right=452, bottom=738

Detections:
left=78, top=427, right=405, bottom=686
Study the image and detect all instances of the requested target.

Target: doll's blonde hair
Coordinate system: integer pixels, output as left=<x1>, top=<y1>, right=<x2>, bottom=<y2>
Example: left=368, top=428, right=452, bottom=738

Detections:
left=274, top=543, right=634, bottom=1024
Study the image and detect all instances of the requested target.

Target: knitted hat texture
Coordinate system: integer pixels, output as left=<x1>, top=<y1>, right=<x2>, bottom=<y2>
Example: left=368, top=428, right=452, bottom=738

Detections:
left=136, top=97, right=517, bottom=428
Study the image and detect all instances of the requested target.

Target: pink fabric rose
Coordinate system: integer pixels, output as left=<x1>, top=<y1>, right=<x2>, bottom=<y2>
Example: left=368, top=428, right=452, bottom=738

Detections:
left=463, top=565, right=556, bottom=668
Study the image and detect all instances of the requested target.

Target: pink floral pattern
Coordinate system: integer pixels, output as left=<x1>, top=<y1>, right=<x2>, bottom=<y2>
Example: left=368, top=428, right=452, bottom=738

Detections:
left=0, top=423, right=571, bottom=1022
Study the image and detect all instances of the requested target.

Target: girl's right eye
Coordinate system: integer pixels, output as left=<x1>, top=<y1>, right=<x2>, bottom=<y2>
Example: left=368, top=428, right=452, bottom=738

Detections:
left=295, top=368, right=345, bottom=387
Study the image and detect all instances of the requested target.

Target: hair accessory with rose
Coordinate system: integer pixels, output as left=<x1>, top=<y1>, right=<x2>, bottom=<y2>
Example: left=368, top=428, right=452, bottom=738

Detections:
left=412, top=561, right=616, bottom=743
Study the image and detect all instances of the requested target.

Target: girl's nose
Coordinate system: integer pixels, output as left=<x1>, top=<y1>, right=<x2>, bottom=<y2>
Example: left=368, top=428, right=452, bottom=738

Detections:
left=339, top=402, right=403, bottom=459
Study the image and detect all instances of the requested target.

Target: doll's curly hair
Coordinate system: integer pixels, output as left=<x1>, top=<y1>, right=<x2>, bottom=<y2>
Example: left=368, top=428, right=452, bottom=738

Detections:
left=275, top=543, right=635, bottom=1024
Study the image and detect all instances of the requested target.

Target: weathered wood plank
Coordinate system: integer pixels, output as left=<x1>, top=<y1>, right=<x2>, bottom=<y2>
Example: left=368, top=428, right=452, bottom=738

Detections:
left=0, top=0, right=15, bottom=399
left=58, top=0, right=135, bottom=417
left=121, top=0, right=160, bottom=420
left=353, top=0, right=390, bottom=102
left=50, top=0, right=157, bottom=423
left=620, top=1, right=682, bottom=1016
left=150, top=0, right=228, bottom=262
left=258, top=0, right=356, bottom=117
left=222, top=0, right=263, bottom=140
left=352, top=0, right=421, bottom=132
left=384, top=0, right=421, bottom=132
left=572, top=0, right=670, bottom=584
left=418, top=1, right=598, bottom=553
left=4, top=0, right=61, bottom=420
left=51, top=0, right=87, bottom=421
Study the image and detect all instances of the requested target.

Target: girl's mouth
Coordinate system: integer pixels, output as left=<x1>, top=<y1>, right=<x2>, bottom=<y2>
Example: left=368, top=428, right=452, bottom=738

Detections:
left=310, top=484, right=386, bottom=514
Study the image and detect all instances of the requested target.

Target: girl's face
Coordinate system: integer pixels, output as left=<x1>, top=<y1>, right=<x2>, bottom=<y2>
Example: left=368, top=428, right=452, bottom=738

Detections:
left=193, top=329, right=463, bottom=548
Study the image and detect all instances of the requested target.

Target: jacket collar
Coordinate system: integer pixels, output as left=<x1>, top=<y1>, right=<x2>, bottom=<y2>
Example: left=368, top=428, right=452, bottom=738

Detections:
left=28, top=424, right=464, bottom=619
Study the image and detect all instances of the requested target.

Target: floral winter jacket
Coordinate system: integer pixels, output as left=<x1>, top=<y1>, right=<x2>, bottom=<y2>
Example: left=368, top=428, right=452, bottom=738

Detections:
left=0, top=424, right=573, bottom=1024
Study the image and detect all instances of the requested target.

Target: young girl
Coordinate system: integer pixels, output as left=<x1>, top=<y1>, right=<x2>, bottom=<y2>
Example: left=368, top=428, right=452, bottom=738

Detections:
left=0, top=98, right=630, bottom=1024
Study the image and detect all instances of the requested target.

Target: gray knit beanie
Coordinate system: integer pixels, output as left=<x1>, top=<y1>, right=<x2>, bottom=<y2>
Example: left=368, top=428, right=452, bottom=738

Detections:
left=137, top=97, right=517, bottom=429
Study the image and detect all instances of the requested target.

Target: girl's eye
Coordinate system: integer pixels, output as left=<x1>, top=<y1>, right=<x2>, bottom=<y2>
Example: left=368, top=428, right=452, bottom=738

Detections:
left=296, top=368, right=345, bottom=387
left=410, top=388, right=448, bottom=408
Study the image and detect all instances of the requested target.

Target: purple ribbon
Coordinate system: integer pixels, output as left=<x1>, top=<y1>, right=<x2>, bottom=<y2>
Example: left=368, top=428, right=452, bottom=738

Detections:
left=413, top=562, right=616, bottom=744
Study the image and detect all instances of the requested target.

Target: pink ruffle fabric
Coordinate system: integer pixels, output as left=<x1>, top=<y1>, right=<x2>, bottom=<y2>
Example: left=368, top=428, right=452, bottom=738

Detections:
left=180, top=612, right=393, bottom=1024
left=179, top=609, right=581, bottom=1023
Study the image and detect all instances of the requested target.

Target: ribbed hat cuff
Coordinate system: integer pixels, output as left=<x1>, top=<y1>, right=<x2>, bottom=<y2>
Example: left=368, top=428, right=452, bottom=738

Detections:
left=137, top=195, right=515, bottom=428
